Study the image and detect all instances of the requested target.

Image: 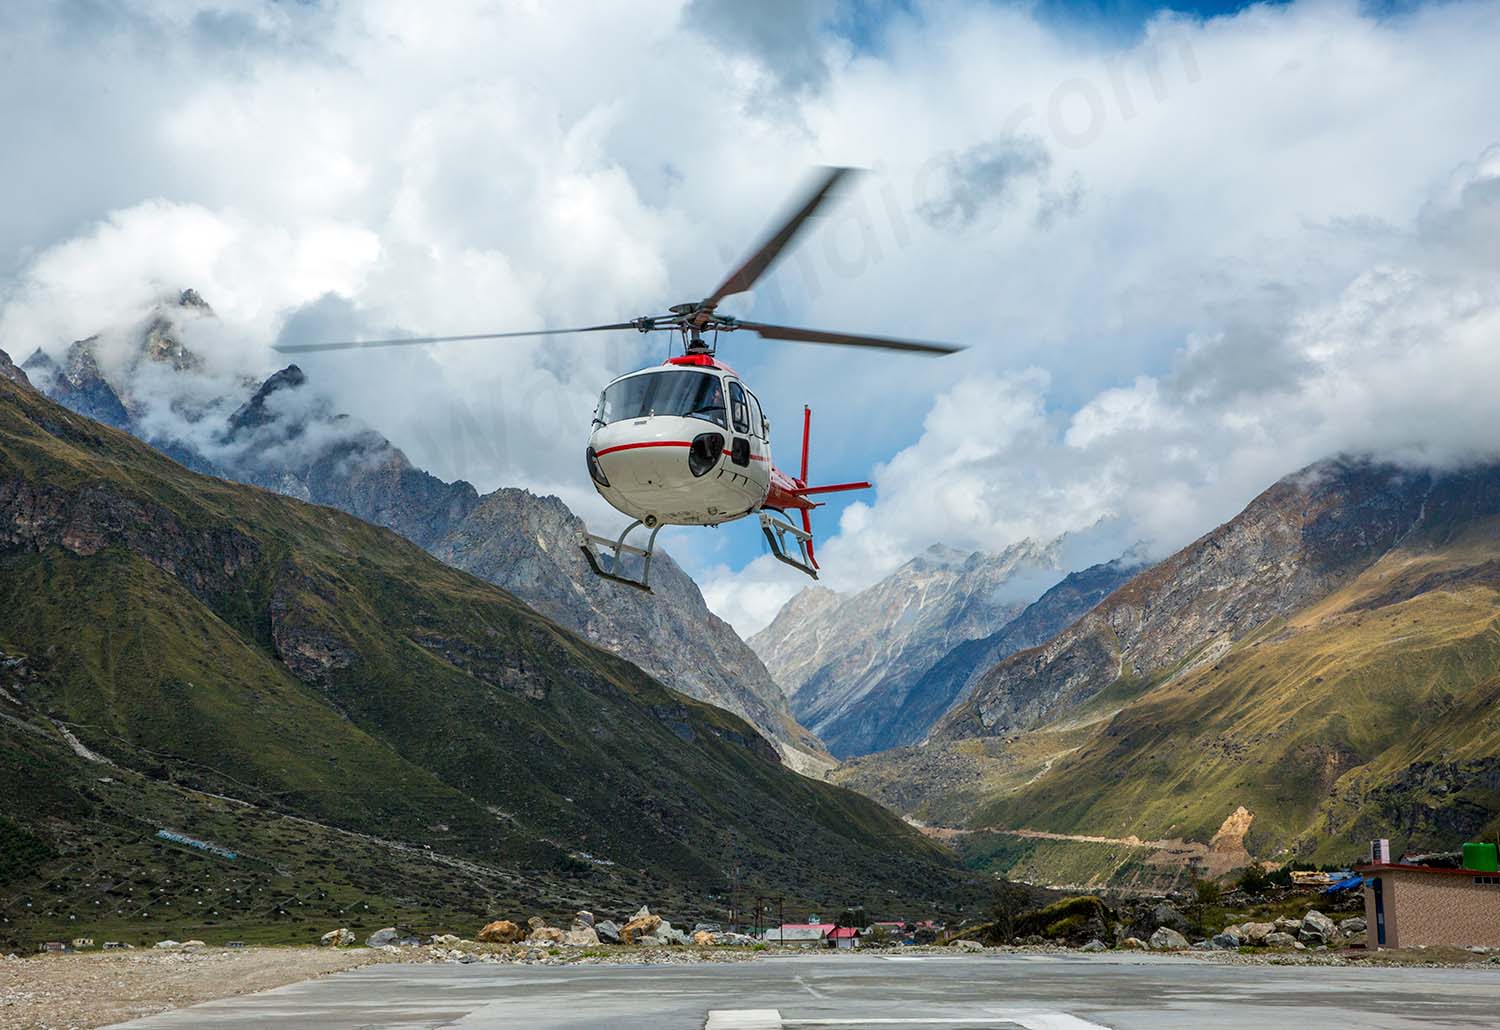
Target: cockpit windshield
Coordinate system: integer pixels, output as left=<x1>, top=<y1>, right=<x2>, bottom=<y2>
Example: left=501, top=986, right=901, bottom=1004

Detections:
left=598, top=370, right=727, bottom=428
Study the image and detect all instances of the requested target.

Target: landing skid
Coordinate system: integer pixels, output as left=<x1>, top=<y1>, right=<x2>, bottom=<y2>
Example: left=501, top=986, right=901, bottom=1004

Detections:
left=580, top=519, right=664, bottom=592
left=759, top=512, right=818, bottom=580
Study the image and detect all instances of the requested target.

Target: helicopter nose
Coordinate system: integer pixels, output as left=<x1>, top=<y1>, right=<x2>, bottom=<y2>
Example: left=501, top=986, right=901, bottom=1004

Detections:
left=595, top=441, right=690, bottom=488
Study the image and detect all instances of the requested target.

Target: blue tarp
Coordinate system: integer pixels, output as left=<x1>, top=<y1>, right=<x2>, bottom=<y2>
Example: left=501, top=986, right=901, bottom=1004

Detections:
left=1322, top=875, right=1365, bottom=893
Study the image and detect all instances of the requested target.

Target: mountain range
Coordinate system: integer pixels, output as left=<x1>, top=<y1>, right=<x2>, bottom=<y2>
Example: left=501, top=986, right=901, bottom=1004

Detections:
left=0, top=356, right=963, bottom=949
left=16, top=292, right=831, bottom=773
left=837, top=457, right=1500, bottom=887
left=749, top=541, right=1148, bottom=760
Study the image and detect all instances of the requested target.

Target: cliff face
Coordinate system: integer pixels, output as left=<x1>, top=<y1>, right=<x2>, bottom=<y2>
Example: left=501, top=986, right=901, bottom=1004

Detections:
left=18, top=294, right=829, bottom=770
left=750, top=542, right=1061, bottom=758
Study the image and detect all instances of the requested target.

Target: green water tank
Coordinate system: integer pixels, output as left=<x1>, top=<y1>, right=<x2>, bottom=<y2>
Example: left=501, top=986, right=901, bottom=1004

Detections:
left=1462, top=841, right=1498, bottom=872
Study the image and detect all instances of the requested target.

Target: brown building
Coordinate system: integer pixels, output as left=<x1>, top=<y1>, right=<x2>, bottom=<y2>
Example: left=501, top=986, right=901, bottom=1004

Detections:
left=1358, top=863, right=1500, bottom=949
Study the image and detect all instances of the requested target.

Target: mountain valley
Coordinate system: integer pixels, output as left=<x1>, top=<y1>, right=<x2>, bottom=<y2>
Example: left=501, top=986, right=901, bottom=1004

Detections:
left=0, top=360, right=965, bottom=949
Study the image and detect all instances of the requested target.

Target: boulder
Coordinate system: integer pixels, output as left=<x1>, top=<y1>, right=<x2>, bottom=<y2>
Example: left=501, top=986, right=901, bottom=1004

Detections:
left=632, top=905, right=652, bottom=921
left=431, top=934, right=461, bottom=947
left=1338, top=917, right=1366, bottom=936
left=595, top=919, right=622, bottom=944
left=181, top=940, right=206, bottom=951
left=527, top=927, right=565, bottom=945
left=1150, top=902, right=1190, bottom=933
left=573, top=910, right=595, bottom=930
left=153, top=940, right=182, bottom=950
left=1080, top=939, right=1107, bottom=953
left=1264, top=932, right=1298, bottom=948
left=952, top=939, right=984, bottom=952
left=527, top=916, right=548, bottom=931
left=1241, top=922, right=1276, bottom=946
left=1121, top=937, right=1149, bottom=950
left=1299, top=910, right=1337, bottom=945
left=562, top=928, right=600, bottom=947
left=692, top=930, right=717, bottom=947
left=319, top=928, right=355, bottom=947
left=1149, top=927, right=1189, bottom=951
left=477, top=920, right=525, bottom=944
left=1274, top=917, right=1302, bottom=932
left=1209, top=932, right=1241, bottom=950
left=1216, top=924, right=1246, bottom=946
left=365, top=928, right=400, bottom=948
left=621, top=913, right=662, bottom=944
left=646, top=922, right=689, bottom=946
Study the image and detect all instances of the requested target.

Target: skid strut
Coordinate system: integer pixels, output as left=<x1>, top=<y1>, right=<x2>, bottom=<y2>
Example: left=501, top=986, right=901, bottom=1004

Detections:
left=759, top=512, right=818, bottom=580
left=580, top=518, right=665, bottom=592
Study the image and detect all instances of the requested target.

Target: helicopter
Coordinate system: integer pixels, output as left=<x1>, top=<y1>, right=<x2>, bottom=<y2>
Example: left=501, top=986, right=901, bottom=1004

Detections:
left=278, top=167, right=959, bottom=591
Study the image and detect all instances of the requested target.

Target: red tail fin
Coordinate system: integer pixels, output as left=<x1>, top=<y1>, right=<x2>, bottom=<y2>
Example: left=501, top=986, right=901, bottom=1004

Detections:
left=800, top=405, right=811, bottom=484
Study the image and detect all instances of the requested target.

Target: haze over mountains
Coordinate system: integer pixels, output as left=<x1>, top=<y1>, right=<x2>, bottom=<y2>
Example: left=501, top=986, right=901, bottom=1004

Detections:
left=15, top=292, right=831, bottom=773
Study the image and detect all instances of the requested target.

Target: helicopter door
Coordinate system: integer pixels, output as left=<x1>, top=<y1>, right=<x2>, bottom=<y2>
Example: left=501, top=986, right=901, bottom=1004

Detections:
left=727, top=380, right=752, bottom=467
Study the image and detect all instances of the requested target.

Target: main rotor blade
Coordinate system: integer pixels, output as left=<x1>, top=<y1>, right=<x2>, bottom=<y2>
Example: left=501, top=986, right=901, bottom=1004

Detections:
left=274, top=321, right=648, bottom=354
left=702, top=166, right=856, bottom=311
left=738, top=321, right=962, bottom=356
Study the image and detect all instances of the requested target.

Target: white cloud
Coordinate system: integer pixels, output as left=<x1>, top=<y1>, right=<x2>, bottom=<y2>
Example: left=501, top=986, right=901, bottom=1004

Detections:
left=3, top=1, right=1500, bottom=639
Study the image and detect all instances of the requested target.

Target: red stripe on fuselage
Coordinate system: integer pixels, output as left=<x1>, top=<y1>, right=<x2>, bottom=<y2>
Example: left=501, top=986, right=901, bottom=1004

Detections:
left=593, top=440, right=693, bottom=457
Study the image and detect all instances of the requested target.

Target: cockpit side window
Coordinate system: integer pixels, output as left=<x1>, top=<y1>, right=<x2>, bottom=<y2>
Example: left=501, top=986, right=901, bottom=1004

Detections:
left=746, top=390, right=765, bottom=440
left=728, top=381, right=750, bottom=434
left=599, top=370, right=726, bottom=428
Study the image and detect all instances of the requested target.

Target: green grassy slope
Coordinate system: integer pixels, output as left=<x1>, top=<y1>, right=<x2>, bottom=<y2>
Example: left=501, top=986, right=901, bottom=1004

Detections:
left=967, top=537, right=1500, bottom=865
left=0, top=373, right=963, bottom=947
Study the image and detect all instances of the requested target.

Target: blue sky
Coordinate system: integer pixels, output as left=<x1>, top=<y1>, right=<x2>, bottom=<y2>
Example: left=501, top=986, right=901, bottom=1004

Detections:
left=2, top=0, right=1498, bottom=633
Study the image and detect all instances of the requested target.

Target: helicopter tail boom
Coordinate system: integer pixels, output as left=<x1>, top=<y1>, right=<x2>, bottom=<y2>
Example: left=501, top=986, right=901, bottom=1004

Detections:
left=761, top=406, right=871, bottom=577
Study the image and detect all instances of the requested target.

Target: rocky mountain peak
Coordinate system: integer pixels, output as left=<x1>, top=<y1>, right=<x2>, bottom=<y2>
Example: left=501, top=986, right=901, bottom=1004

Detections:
left=0, top=348, right=31, bottom=389
left=22, top=338, right=130, bottom=429
left=226, top=364, right=308, bottom=436
left=751, top=537, right=1066, bottom=758
left=178, top=287, right=212, bottom=312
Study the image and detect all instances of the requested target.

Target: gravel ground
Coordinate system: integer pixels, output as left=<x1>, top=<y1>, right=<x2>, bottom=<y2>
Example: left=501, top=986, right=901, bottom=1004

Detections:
left=0, top=948, right=381, bottom=1030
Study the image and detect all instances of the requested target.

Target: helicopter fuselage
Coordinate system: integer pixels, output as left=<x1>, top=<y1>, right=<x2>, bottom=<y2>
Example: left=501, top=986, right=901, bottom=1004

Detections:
left=586, top=356, right=774, bottom=527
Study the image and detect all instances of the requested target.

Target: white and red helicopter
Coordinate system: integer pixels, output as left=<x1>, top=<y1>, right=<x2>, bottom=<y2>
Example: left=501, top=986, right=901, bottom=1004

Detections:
left=280, top=168, right=959, bottom=590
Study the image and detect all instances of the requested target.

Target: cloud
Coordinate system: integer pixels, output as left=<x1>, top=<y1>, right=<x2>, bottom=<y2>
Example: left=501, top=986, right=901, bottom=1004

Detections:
left=916, top=135, right=1055, bottom=227
left=3, top=1, right=1500, bottom=640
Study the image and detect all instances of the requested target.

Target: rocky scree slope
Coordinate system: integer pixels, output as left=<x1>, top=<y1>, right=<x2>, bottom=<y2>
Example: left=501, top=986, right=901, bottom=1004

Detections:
left=0, top=362, right=958, bottom=943
left=17, top=295, right=829, bottom=772
left=750, top=542, right=1060, bottom=758
left=849, top=458, right=1500, bottom=876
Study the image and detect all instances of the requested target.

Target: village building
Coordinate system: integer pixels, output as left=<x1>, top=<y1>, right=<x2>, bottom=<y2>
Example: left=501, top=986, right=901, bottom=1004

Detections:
left=761, top=923, right=828, bottom=947
left=824, top=926, right=861, bottom=949
left=1358, top=860, right=1500, bottom=949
